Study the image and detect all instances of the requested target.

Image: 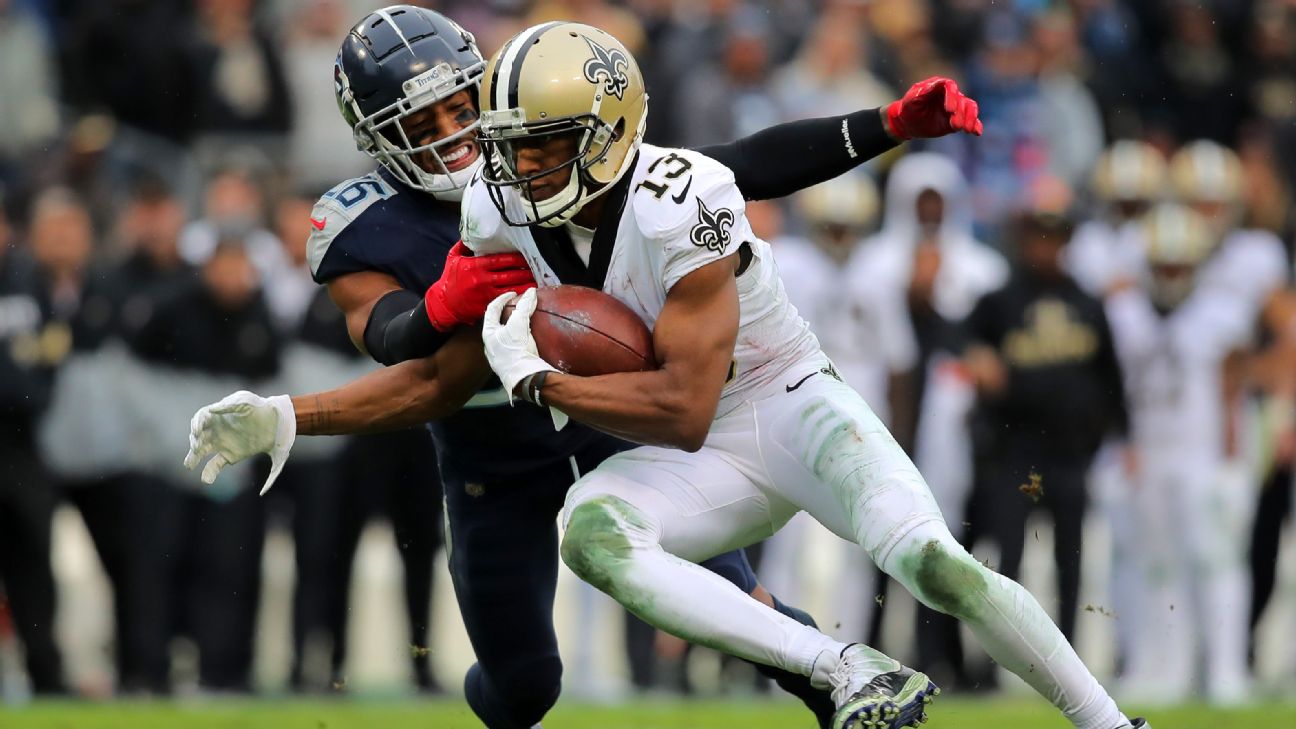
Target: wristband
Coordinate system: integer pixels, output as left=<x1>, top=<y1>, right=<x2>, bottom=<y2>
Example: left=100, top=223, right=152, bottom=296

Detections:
left=518, top=370, right=551, bottom=406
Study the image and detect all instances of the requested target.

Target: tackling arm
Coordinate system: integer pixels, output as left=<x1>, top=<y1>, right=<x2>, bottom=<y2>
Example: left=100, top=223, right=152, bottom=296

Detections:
left=530, top=257, right=740, bottom=452
left=292, top=328, right=491, bottom=435
left=185, top=329, right=492, bottom=490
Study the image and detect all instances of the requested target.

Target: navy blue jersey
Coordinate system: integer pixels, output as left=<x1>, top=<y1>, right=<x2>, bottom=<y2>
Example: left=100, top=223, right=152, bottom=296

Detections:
left=307, top=169, right=612, bottom=479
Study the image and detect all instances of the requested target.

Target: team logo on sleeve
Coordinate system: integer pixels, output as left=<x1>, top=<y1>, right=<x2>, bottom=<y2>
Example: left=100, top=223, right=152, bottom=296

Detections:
left=690, top=199, right=735, bottom=253
left=582, top=37, right=630, bottom=100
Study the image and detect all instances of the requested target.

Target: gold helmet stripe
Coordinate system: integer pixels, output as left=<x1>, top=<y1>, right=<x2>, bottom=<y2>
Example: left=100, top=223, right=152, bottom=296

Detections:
left=492, top=21, right=563, bottom=112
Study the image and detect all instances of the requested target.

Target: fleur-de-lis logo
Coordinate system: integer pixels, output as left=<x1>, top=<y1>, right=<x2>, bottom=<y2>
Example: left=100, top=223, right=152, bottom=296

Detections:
left=690, top=199, right=735, bottom=253
left=582, top=36, right=630, bottom=100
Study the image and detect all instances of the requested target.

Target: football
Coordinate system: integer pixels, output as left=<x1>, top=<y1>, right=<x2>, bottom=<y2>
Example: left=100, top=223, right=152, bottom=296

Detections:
left=503, top=286, right=657, bottom=376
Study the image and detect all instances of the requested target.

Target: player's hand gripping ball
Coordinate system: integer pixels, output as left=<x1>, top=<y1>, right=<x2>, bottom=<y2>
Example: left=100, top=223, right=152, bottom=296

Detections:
left=502, top=286, right=656, bottom=376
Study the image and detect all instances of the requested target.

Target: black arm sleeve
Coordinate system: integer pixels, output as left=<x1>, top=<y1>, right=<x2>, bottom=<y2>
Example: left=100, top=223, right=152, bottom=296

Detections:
left=363, top=289, right=454, bottom=366
left=697, top=108, right=898, bottom=201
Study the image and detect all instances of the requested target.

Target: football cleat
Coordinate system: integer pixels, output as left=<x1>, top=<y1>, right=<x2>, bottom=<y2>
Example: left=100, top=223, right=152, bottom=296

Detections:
left=1126, top=719, right=1149, bottom=729
left=829, top=649, right=939, bottom=729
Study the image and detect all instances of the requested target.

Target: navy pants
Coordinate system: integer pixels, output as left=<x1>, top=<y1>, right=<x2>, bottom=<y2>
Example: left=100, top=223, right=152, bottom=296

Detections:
left=443, top=438, right=768, bottom=729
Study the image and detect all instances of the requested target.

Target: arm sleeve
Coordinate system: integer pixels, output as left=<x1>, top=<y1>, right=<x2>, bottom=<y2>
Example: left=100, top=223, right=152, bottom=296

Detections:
left=363, top=289, right=454, bottom=366
left=696, top=108, right=897, bottom=201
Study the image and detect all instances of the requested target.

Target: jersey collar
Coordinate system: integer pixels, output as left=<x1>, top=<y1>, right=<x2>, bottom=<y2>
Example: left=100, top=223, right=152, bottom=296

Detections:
left=527, top=153, right=637, bottom=289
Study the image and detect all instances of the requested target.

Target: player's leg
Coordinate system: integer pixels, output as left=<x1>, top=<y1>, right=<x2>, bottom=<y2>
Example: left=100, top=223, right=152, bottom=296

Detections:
left=1186, top=459, right=1253, bottom=703
left=559, top=443, right=919, bottom=725
left=383, top=428, right=444, bottom=692
left=1046, top=459, right=1089, bottom=643
left=560, top=445, right=846, bottom=673
left=1121, top=453, right=1192, bottom=703
left=0, top=441, right=65, bottom=694
left=442, top=458, right=570, bottom=729
left=699, top=547, right=836, bottom=726
left=758, top=373, right=1137, bottom=729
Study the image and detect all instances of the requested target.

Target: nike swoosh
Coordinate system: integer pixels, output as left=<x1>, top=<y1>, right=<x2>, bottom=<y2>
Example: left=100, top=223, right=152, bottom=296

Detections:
left=670, top=176, right=693, bottom=204
left=785, top=371, right=817, bottom=393
left=310, top=216, right=327, bottom=231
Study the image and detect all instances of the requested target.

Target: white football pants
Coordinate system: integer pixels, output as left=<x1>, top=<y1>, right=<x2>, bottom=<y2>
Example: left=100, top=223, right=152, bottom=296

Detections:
left=1124, top=447, right=1253, bottom=704
left=559, top=357, right=1128, bottom=729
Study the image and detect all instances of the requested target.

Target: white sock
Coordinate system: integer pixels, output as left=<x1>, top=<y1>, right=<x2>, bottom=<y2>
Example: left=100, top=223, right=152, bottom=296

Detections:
left=809, top=643, right=899, bottom=690
left=884, top=522, right=1128, bottom=729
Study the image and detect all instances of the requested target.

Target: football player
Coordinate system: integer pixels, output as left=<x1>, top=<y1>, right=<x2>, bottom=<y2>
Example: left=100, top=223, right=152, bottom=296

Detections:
left=183, top=6, right=981, bottom=728
left=1065, top=140, right=1168, bottom=298
left=462, top=22, right=1146, bottom=729
left=1105, top=204, right=1253, bottom=704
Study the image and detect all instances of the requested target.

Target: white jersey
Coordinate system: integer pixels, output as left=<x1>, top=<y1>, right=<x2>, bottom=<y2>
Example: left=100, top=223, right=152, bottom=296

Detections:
left=461, top=144, right=822, bottom=417
left=1198, top=227, right=1287, bottom=321
left=1106, top=286, right=1251, bottom=460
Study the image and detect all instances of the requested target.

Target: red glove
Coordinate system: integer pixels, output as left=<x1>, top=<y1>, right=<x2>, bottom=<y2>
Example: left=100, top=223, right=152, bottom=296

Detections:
left=425, top=241, right=536, bottom=331
left=885, top=77, right=983, bottom=141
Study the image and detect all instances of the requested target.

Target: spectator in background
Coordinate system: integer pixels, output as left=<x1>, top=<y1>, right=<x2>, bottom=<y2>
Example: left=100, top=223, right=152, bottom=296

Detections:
left=0, top=0, right=60, bottom=189
left=528, top=0, right=646, bottom=55
left=283, top=0, right=370, bottom=191
left=179, top=168, right=297, bottom=328
left=0, top=191, right=66, bottom=697
left=59, top=1, right=199, bottom=145
left=1243, top=2, right=1296, bottom=195
left=261, top=189, right=354, bottom=691
left=961, top=177, right=1128, bottom=647
left=1032, top=8, right=1105, bottom=190
left=847, top=152, right=1007, bottom=681
left=265, top=190, right=444, bottom=693
left=1069, top=0, right=1154, bottom=139
left=1155, top=1, right=1246, bottom=145
left=23, top=188, right=145, bottom=694
left=771, top=8, right=895, bottom=122
left=671, top=7, right=782, bottom=147
left=192, top=0, right=293, bottom=166
left=128, top=237, right=280, bottom=693
left=931, top=9, right=1051, bottom=242
left=79, top=179, right=195, bottom=694
left=762, top=175, right=883, bottom=644
left=57, top=1, right=203, bottom=208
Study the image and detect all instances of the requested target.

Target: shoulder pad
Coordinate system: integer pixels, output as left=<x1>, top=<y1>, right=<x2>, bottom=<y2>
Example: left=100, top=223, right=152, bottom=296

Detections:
left=307, top=173, right=398, bottom=278
left=629, top=145, right=741, bottom=242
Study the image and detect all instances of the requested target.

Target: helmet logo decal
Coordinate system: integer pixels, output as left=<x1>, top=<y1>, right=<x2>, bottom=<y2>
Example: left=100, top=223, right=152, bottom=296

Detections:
left=582, top=36, right=630, bottom=100
left=690, top=199, right=735, bottom=253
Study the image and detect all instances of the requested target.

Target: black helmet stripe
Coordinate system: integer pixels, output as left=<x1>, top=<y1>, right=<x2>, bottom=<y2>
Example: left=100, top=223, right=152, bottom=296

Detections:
left=489, top=35, right=517, bottom=112
left=493, top=21, right=563, bottom=111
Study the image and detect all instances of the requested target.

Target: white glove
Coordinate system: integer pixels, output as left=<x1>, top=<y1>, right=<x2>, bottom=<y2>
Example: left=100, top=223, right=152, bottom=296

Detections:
left=482, top=289, right=558, bottom=404
left=184, top=390, right=296, bottom=495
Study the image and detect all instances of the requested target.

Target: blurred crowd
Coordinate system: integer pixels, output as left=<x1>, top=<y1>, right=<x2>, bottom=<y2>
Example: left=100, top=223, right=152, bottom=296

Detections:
left=1, top=0, right=1296, bottom=708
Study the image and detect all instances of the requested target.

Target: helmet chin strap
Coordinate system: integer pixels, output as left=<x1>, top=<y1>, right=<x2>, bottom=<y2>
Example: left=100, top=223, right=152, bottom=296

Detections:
left=533, top=172, right=586, bottom=227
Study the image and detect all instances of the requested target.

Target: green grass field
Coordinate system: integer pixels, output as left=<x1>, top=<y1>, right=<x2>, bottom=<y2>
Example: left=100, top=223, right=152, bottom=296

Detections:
left=0, top=698, right=1285, bottom=729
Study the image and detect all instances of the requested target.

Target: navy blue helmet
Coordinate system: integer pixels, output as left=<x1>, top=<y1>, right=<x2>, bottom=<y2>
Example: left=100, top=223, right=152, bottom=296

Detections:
left=334, top=5, right=485, bottom=199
